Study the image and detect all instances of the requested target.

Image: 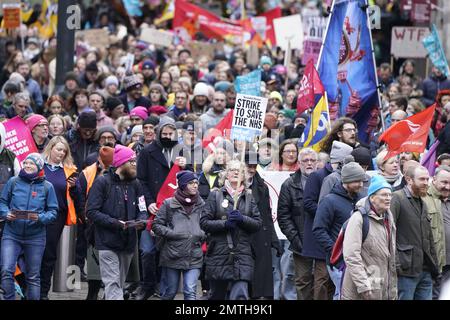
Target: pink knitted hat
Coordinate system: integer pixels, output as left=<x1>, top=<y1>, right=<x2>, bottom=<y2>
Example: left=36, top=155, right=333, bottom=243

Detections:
left=113, top=145, right=136, bottom=168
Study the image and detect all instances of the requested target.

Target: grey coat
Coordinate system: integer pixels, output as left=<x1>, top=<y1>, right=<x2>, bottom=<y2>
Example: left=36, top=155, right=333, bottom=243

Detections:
left=152, top=196, right=206, bottom=270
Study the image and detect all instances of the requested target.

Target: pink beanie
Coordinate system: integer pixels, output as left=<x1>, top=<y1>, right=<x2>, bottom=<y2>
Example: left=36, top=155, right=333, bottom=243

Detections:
left=130, top=106, right=148, bottom=120
left=113, top=145, right=136, bottom=168
left=26, top=114, right=48, bottom=132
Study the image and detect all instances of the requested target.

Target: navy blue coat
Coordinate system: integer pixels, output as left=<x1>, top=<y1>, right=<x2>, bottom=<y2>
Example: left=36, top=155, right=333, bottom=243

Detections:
left=420, top=74, right=450, bottom=107
left=302, top=163, right=333, bottom=260
left=86, top=170, right=148, bottom=253
left=312, top=183, right=362, bottom=263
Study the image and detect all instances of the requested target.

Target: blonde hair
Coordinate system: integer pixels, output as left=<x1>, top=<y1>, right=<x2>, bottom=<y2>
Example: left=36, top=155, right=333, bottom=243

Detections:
left=42, top=136, right=76, bottom=169
left=48, top=114, right=68, bottom=132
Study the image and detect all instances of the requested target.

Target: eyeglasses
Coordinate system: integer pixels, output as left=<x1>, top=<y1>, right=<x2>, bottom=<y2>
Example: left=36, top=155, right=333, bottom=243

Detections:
left=376, top=193, right=392, bottom=199
left=100, top=136, right=115, bottom=141
left=187, top=180, right=199, bottom=185
left=127, top=159, right=136, bottom=165
left=341, top=128, right=357, bottom=133
left=283, top=150, right=297, bottom=154
left=301, top=158, right=317, bottom=163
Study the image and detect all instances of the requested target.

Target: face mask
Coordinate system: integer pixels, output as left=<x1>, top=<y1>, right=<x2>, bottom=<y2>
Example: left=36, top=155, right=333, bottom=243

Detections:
left=160, top=137, right=177, bottom=148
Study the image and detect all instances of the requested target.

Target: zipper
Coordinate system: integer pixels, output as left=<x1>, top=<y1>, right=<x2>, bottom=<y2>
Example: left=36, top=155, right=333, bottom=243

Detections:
left=22, top=181, right=34, bottom=237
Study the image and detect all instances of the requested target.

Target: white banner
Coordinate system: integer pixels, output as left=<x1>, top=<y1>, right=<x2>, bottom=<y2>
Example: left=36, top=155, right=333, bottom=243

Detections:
left=391, top=26, right=430, bottom=58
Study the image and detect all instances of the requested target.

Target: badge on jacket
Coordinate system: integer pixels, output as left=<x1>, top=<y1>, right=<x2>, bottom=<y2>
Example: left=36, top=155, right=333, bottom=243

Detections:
left=222, top=199, right=229, bottom=208
left=138, top=196, right=147, bottom=212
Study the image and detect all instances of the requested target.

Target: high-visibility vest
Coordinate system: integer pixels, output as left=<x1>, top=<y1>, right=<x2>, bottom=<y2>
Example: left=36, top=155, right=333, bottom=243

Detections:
left=82, top=163, right=98, bottom=196
left=64, top=166, right=78, bottom=226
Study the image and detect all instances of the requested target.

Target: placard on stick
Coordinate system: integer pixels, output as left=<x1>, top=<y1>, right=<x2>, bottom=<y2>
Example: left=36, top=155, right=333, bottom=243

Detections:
left=140, top=27, right=174, bottom=47
left=231, top=94, right=268, bottom=142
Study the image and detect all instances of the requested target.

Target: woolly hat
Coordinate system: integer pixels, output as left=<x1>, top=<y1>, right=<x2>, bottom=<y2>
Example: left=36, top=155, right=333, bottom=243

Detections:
left=24, top=153, right=44, bottom=172
left=64, top=71, right=79, bottom=84
left=176, top=170, right=198, bottom=190
left=341, top=162, right=366, bottom=183
left=113, top=145, right=136, bottom=168
left=105, top=75, right=119, bottom=87
left=123, top=74, right=142, bottom=91
left=130, top=106, right=148, bottom=120
left=26, top=114, right=48, bottom=132
left=85, top=61, right=99, bottom=73
left=193, top=82, right=210, bottom=97
left=149, top=83, right=167, bottom=100
left=214, top=81, right=232, bottom=93
left=105, top=97, right=124, bottom=112
left=368, top=175, right=392, bottom=197
left=351, top=147, right=372, bottom=167
left=260, top=55, right=272, bottom=67
left=143, top=115, right=160, bottom=127
left=78, top=111, right=97, bottom=129
left=142, top=59, right=155, bottom=70
left=148, top=105, right=168, bottom=115
left=131, top=124, right=143, bottom=137
left=99, top=146, right=114, bottom=169
left=95, top=126, right=118, bottom=141
left=330, top=141, right=354, bottom=164
left=270, top=91, right=283, bottom=103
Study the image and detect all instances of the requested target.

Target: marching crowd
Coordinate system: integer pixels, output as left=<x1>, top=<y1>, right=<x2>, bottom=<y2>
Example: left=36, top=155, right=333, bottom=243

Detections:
left=0, top=0, right=450, bottom=301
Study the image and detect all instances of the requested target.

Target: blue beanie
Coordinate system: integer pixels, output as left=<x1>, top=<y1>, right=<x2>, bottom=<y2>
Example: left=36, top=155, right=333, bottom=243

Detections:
left=260, top=55, right=272, bottom=67
left=368, top=175, right=392, bottom=197
left=177, top=170, right=198, bottom=190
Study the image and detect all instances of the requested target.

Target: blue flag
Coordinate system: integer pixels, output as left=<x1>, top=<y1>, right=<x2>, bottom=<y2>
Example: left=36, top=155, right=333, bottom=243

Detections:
left=235, top=70, right=261, bottom=96
left=318, top=0, right=380, bottom=143
left=298, top=94, right=330, bottom=152
left=422, top=24, right=450, bottom=78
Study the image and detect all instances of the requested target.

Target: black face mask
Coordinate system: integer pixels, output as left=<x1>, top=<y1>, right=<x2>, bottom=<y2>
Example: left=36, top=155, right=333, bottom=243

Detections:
left=160, top=137, right=177, bottom=149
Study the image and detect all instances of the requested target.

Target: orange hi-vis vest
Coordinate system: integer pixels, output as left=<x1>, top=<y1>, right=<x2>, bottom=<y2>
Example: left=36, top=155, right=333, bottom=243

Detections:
left=64, top=165, right=78, bottom=226
left=82, top=162, right=98, bottom=197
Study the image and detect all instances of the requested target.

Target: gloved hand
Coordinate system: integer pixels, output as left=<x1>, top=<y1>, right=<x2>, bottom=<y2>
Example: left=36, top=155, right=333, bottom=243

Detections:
left=228, top=210, right=244, bottom=223
left=272, top=240, right=283, bottom=257
left=225, top=220, right=237, bottom=229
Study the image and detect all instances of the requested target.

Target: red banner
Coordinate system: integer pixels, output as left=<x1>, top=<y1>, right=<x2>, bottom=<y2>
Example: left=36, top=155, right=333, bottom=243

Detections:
left=297, top=59, right=325, bottom=114
left=3, top=117, right=38, bottom=163
left=202, top=110, right=233, bottom=151
left=379, top=105, right=435, bottom=159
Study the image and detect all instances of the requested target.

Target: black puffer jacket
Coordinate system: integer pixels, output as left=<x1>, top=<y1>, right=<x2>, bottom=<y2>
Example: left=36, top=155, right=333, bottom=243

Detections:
left=200, top=187, right=262, bottom=282
left=277, top=170, right=305, bottom=255
left=152, top=196, right=206, bottom=270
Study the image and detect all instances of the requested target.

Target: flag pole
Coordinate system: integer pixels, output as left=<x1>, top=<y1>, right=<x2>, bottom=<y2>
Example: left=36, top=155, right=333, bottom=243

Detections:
left=233, top=140, right=246, bottom=210
left=284, top=36, right=292, bottom=94
left=324, top=91, right=331, bottom=129
left=316, top=0, right=336, bottom=69
left=364, top=0, right=385, bottom=133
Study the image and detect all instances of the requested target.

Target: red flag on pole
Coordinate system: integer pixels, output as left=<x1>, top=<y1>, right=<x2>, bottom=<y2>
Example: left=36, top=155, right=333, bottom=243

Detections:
left=202, top=110, right=234, bottom=151
left=297, top=59, right=325, bottom=115
left=379, top=105, right=435, bottom=159
left=146, top=164, right=181, bottom=230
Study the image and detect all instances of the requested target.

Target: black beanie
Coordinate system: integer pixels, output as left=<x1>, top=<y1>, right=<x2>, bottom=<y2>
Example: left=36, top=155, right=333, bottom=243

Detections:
left=351, top=147, right=372, bottom=167
left=105, top=97, right=123, bottom=112
left=78, top=111, right=97, bottom=129
left=86, top=61, right=99, bottom=73
left=143, top=115, right=160, bottom=127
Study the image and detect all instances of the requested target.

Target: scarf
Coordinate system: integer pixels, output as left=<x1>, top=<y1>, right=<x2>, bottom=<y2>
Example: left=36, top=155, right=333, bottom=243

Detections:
left=19, top=169, right=43, bottom=182
left=174, top=188, right=199, bottom=215
left=379, top=171, right=401, bottom=184
left=225, top=179, right=245, bottom=198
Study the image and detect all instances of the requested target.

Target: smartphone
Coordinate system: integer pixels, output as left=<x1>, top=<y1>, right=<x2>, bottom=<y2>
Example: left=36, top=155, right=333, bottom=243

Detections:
left=67, top=172, right=79, bottom=180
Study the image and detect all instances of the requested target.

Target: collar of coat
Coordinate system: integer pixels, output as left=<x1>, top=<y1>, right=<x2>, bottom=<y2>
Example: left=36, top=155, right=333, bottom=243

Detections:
left=427, top=182, right=442, bottom=200
left=170, top=195, right=205, bottom=209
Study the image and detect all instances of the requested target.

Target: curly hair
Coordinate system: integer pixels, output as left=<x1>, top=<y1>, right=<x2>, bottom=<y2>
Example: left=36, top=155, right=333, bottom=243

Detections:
left=319, top=117, right=357, bottom=154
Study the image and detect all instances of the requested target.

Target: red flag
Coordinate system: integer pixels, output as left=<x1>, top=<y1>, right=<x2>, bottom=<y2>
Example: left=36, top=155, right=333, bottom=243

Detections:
left=379, top=105, right=435, bottom=159
left=173, top=0, right=243, bottom=41
left=240, top=7, right=281, bottom=47
left=202, top=110, right=234, bottom=151
left=146, top=164, right=181, bottom=230
left=297, top=59, right=325, bottom=114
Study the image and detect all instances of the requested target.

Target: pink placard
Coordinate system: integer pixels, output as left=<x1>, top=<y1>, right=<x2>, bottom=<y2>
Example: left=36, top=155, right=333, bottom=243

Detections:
left=3, top=117, right=38, bottom=163
left=302, top=38, right=322, bottom=65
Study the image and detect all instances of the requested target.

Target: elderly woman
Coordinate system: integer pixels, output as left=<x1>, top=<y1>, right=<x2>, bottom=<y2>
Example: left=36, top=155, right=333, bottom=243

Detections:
left=341, top=175, right=397, bottom=300
left=376, top=150, right=402, bottom=188
left=200, top=160, right=262, bottom=300
left=0, top=153, right=58, bottom=300
left=39, top=136, right=81, bottom=300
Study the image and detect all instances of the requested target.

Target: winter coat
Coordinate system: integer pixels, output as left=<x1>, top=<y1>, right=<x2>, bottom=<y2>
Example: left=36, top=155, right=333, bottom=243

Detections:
left=0, top=175, right=58, bottom=238
left=390, top=186, right=439, bottom=278
left=199, top=108, right=230, bottom=133
left=319, top=171, right=370, bottom=203
left=118, top=94, right=151, bottom=112
left=341, top=198, right=397, bottom=300
left=200, top=187, right=262, bottom=282
left=437, top=122, right=450, bottom=157
left=248, top=172, right=278, bottom=298
left=198, top=155, right=225, bottom=201
left=65, top=129, right=99, bottom=172
left=86, top=170, right=148, bottom=253
left=313, top=183, right=362, bottom=263
left=420, top=74, right=450, bottom=107
left=152, top=196, right=206, bottom=270
left=302, top=163, right=333, bottom=260
left=277, top=170, right=306, bottom=255
left=422, top=183, right=447, bottom=273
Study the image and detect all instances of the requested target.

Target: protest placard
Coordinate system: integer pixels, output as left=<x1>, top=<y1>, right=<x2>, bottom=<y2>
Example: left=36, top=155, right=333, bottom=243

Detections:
left=76, top=29, right=110, bottom=49
left=230, top=94, right=267, bottom=142
left=2, top=4, right=20, bottom=29
left=3, top=117, right=38, bottom=163
left=273, top=14, right=304, bottom=51
left=391, top=26, right=429, bottom=58
left=302, top=38, right=322, bottom=65
left=185, top=41, right=224, bottom=60
left=235, top=70, right=261, bottom=96
left=140, top=27, right=174, bottom=47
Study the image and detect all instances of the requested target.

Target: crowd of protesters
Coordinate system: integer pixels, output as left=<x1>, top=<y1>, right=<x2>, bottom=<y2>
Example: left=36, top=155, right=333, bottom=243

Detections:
left=0, top=0, right=450, bottom=301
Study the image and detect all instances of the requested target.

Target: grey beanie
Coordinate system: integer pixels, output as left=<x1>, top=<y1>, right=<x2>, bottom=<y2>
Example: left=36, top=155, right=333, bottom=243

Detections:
left=341, top=162, right=366, bottom=183
left=95, top=126, right=119, bottom=141
left=330, top=141, right=354, bottom=164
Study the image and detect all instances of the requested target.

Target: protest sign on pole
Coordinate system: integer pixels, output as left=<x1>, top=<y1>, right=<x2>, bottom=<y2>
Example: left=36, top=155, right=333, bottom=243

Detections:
left=3, top=117, right=38, bottom=164
left=273, top=14, right=304, bottom=51
left=2, top=3, right=21, bottom=29
left=423, top=24, right=450, bottom=78
left=235, top=70, right=261, bottom=96
left=124, top=53, right=135, bottom=73
left=302, top=38, right=322, bottom=65
left=230, top=94, right=268, bottom=142
left=75, top=29, right=110, bottom=49
left=390, top=26, right=429, bottom=59
left=140, top=27, right=174, bottom=47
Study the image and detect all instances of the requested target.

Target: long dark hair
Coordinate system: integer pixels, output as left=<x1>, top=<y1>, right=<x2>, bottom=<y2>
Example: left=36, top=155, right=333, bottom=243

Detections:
left=319, top=117, right=357, bottom=154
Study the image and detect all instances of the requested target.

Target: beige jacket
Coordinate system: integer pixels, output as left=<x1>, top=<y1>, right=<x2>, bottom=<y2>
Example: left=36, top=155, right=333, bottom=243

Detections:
left=341, top=198, right=397, bottom=300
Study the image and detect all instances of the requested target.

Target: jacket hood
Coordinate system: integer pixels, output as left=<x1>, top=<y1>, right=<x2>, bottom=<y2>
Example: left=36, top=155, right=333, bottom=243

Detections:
left=331, top=182, right=356, bottom=201
left=155, top=118, right=177, bottom=149
left=431, top=73, right=448, bottom=82
left=205, top=108, right=227, bottom=119
left=0, top=122, right=6, bottom=153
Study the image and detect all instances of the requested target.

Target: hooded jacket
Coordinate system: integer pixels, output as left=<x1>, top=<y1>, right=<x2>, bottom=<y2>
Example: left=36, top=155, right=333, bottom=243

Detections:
left=65, top=128, right=99, bottom=171
left=421, top=73, right=450, bottom=107
left=0, top=123, right=20, bottom=192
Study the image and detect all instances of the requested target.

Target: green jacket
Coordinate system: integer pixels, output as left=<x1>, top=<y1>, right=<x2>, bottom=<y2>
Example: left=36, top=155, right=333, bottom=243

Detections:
left=422, top=183, right=446, bottom=273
